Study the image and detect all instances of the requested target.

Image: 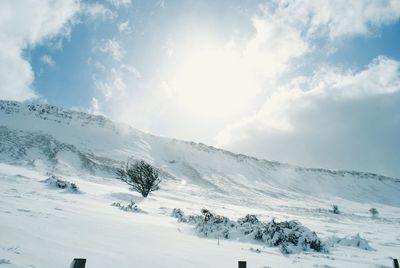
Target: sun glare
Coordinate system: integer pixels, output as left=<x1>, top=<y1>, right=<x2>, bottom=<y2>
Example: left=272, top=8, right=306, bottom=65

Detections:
left=166, top=39, right=260, bottom=120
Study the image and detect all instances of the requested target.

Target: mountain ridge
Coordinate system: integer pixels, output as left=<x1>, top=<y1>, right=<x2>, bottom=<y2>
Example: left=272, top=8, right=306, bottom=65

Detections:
left=0, top=99, right=397, bottom=182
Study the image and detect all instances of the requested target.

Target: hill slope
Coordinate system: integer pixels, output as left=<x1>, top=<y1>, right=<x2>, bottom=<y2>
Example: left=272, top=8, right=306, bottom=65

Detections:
left=0, top=100, right=399, bottom=268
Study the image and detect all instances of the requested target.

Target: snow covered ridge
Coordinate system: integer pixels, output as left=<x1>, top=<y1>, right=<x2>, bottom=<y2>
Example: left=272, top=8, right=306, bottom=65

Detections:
left=0, top=126, right=120, bottom=174
left=0, top=100, right=398, bottom=183
left=0, top=100, right=115, bottom=130
left=1, top=99, right=400, bottom=208
left=172, top=139, right=399, bottom=182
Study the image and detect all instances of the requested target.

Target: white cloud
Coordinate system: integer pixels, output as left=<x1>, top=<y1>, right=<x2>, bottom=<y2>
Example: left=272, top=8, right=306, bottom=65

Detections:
left=243, top=14, right=309, bottom=79
left=99, top=39, right=125, bottom=61
left=157, top=0, right=166, bottom=9
left=88, top=97, right=102, bottom=115
left=261, top=0, right=400, bottom=39
left=216, top=56, right=400, bottom=177
left=40, top=55, right=55, bottom=67
left=94, top=67, right=128, bottom=100
left=210, top=1, right=400, bottom=176
left=107, top=0, right=131, bottom=8
left=231, top=0, right=400, bottom=82
left=81, top=2, right=114, bottom=20
left=120, top=64, right=141, bottom=78
left=144, top=0, right=400, bottom=129
left=0, top=0, right=79, bottom=101
left=142, top=10, right=310, bottom=126
left=309, top=0, right=400, bottom=38
left=87, top=57, right=106, bottom=71
left=118, top=20, right=130, bottom=33
left=0, top=42, right=36, bottom=101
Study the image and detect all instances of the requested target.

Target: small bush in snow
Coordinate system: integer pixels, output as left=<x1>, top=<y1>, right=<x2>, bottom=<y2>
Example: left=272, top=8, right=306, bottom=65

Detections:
left=172, top=208, right=327, bottom=254
left=327, top=233, right=373, bottom=251
left=369, top=208, right=378, bottom=217
left=116, top=160, right=161, bottom=198
left=196, top=209, right=233, bottom=239
left=43, top=175, right=79, bottom=192
left=331, top=205, right=340, bottom=214
left=112, top=201, right=141, bottom=212
left=261, top=218, right=326, bottom=254
left=171, top=208, right=202, bottom=224
left=236, top=214, right=326, bottom=254
left=171, top=208, right=186, bottom=221
left=0, top=259, right=11, bottom=265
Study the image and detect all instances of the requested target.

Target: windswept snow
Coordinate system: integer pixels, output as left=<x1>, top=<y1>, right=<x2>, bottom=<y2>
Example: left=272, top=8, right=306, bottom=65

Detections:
left=0, top=100, right=400, bottom=268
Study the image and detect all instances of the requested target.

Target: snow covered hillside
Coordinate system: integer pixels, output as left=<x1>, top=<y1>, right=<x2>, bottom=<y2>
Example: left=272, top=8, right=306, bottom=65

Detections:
left=1, top=100, right=399, bottom=268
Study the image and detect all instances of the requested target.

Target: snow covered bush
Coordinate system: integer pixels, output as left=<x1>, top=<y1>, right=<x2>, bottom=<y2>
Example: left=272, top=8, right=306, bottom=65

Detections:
left=171, top=208, right=327, bottom=254
left=369, top=208, right=378, bottom=217
left=196, top=209, right=234, bottom=239
left=171, top=208, right=202, bottom=224
left=327, top=233, right=373, bottom=250
left=258, top=218, right=325, bottom=254
left=116, top=160, right=161, bottom=197
left=43, top=175, right=79, bottom=192
left=0, top=259, right=11, bottom=265
left=172, top=208, right=186, bottom=221
left=236, top=214, right=326, bottom=254
left=172, top=208, right=233, bottom=237
left=331, top=205, right=340, bottom=214
left=112, top=201, right=141, bottom=212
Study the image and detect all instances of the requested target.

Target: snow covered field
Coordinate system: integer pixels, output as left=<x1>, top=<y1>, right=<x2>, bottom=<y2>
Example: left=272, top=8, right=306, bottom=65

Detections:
left=1, top=101, right=400, bottom=268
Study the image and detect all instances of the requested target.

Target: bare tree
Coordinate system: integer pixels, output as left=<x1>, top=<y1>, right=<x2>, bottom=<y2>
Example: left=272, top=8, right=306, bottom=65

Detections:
left=116, top=160, right=161, bottom=197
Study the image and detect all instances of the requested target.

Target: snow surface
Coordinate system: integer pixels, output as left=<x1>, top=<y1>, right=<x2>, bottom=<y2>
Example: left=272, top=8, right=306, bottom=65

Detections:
left=0, top=100, right=400, bottom=267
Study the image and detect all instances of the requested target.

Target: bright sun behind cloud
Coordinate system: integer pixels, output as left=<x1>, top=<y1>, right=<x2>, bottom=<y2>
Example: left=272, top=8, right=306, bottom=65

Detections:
left=164, top=38, right=260, bottom=120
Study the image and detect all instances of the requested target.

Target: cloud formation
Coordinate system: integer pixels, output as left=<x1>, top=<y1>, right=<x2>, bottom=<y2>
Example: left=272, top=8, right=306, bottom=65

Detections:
left=210, top=0, right=400, bottom=177
left=40, top=55, right=55, bottom=67
left=107, top=0, right=132, bottom=8
left=118, top=20, right=130, bottom=33
left=94, top=68, right=127, bottom=100
left=89, top=1, right=400, bottom=178
left=81, top=2, right=114, bottom=20
left=217, top=57, right=400, bottom=177
left=0, top=0, right=79, bottom=101
left=99, top=39, right=125, bottom=61
left=260, top=0, right=400, bottom=39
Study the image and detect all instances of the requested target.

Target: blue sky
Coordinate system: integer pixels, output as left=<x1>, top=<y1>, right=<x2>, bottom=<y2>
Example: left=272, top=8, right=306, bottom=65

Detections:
left=30, top=1, right=262, bottom=107
left=1, top=0, right=400, bottom=177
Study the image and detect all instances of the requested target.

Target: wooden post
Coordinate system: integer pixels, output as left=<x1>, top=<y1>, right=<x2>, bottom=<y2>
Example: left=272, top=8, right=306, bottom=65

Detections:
left=70, top=258, right=86, bottom=268
left=238, top=261, right=247, bottom=268
left=394, top=259, right=399, bottom=268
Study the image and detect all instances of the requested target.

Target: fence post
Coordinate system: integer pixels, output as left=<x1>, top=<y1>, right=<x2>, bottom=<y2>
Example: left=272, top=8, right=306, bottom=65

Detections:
left=70, top=258, right=86, bottom=268
left=238, top=261, right=247, bottom=268
left=394, top=259, right=399, bottom=268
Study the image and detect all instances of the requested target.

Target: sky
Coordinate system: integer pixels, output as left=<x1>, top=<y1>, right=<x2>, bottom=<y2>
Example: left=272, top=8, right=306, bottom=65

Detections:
left=1, top=0, right=400, bottom=177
